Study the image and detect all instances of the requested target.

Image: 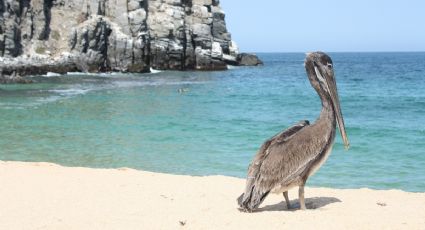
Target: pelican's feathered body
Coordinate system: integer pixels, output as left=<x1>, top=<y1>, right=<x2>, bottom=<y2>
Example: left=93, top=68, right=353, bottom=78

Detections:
left=238, top=52, right=349, bottom=212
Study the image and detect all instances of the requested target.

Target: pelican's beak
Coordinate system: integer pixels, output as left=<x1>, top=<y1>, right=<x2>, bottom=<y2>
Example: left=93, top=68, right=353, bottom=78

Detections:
left=330, top=78, right=350, bottom=150
left=314, top=61, right=350, bottom=150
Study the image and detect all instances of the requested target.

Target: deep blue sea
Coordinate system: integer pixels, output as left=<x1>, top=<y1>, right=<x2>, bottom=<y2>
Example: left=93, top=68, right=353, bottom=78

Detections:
left=1, top=53, right=424, bottom=192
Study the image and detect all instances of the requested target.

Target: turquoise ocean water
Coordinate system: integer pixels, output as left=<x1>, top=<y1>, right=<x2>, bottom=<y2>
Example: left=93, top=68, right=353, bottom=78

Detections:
left=1, top=53, right=424, bottom=192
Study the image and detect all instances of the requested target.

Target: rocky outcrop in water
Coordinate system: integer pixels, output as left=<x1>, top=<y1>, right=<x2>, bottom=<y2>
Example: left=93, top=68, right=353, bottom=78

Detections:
left=0, top=0, right=261, bottom=82
left=237, top=53, right=263, bottom=66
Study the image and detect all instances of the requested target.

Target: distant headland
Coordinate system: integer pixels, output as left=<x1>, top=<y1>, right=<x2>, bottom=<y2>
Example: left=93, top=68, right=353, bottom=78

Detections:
left=0, top=0, right=262, bottom=83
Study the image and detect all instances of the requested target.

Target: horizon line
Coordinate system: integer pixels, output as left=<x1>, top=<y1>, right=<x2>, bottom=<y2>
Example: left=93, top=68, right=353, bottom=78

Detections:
left=241, top=51, right=425, bottom=54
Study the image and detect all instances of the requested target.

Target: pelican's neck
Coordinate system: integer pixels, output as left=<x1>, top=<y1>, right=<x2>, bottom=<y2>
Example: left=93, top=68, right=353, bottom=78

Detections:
left=317, top=95, right=337, bottom=129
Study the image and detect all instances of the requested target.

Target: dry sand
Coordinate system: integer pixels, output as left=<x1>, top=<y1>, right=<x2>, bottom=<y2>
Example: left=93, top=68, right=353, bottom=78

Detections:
left=0, top=161, right=424, bottom=230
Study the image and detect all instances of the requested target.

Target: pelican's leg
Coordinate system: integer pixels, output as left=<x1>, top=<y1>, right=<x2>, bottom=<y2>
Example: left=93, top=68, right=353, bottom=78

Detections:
left=283, top=191, right=291, bottom=209
left=298, top=184, right=306, bottom=210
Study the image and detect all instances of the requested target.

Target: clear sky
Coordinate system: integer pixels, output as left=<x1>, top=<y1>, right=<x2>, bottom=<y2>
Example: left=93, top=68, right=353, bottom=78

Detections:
left=220, top=0, right=425, bottom=52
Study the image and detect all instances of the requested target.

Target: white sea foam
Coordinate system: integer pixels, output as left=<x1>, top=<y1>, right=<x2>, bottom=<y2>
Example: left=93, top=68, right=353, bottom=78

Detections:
left=66, top=72, right=98, bottom=76
left=36, top=95, right=62, bottom=103
left=1, top=95, right=63, bottom=109
left=227, top=65, right=240, bottom=70
left=110, top=80, right=207, bottom=89
left=49, top=88, right=91, bottom=96
left=150, top=68, right=162, bottom=74
left=65, top=72, right=125, bottom=78
left=0, top=102, right=27, bottom=110
left=45, top=72, right=62, bottom=77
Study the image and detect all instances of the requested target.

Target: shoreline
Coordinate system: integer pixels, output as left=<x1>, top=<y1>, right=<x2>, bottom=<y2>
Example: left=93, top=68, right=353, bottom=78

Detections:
left=0, top=161, right=424, bottom=229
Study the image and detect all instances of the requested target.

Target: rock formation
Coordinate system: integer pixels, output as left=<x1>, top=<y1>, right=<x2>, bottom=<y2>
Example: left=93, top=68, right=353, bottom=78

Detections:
left=237, top=53, right=263, bottom=66
left=0, top=0, right=262, bottom=82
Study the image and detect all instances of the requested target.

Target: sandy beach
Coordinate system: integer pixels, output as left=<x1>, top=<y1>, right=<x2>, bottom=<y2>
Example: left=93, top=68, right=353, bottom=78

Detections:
left=0, top=161, right=424, bottom=229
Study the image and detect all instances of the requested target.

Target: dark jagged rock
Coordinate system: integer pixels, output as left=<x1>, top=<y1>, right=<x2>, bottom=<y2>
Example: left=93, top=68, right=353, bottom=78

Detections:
left=0, top=71, right=32, bottom=84
left=0, top=0, right=262, bottom=83
left=237, top=53, right=264, bottom=66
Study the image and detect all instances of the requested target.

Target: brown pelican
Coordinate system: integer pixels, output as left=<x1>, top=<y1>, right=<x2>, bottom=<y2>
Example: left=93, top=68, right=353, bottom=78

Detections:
left=238, top=52, right=349, bottom=212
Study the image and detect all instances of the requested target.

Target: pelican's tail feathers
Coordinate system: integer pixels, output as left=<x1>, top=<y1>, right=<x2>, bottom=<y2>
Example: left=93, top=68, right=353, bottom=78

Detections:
left=237, top=182, right=270, bottom=212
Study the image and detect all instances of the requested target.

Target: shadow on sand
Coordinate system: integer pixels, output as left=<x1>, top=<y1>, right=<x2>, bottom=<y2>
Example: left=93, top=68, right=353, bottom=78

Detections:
left=257, top=197, right=341, bottom=212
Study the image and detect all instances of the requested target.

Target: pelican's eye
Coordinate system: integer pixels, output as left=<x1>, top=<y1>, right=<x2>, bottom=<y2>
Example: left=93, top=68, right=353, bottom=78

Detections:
left=327, top=63, right=333, bottom=69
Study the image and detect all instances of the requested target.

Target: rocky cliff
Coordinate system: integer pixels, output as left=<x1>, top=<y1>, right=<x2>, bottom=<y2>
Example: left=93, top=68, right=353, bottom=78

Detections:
left=0, top=0, right=262, bottom=82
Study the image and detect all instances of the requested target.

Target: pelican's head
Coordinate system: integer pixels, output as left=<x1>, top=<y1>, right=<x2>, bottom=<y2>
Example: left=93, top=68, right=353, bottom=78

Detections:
left=305, top=52, right=350, bottom=150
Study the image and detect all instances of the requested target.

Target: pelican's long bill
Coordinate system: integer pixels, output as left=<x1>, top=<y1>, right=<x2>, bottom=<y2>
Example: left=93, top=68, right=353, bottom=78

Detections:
left=314, top=61, right=350, bottom=150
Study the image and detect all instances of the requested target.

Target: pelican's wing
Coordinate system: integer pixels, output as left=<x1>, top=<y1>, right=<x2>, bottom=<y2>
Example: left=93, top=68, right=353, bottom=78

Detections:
left=239, top=120, right=310, bottom=210
left=247, top=120, right=310, bottom=182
